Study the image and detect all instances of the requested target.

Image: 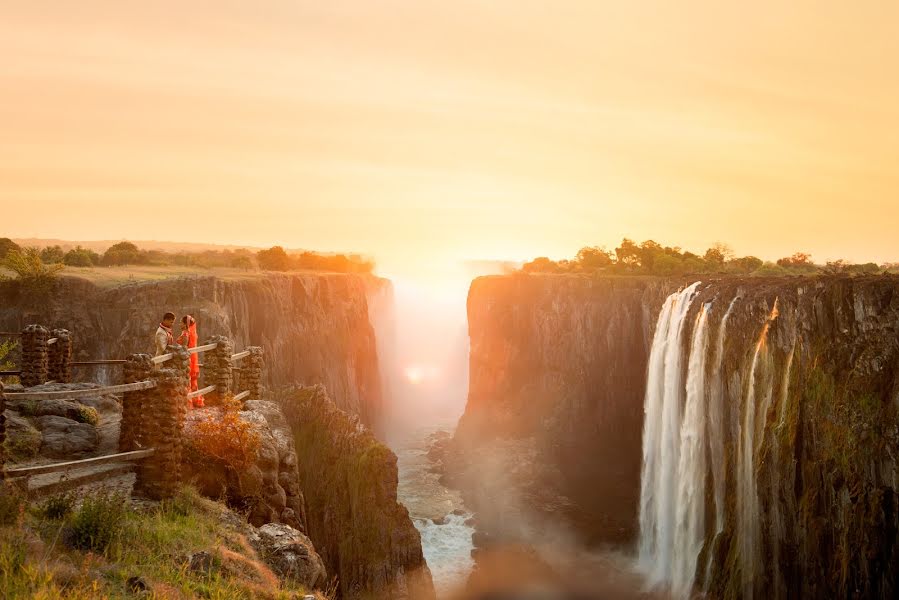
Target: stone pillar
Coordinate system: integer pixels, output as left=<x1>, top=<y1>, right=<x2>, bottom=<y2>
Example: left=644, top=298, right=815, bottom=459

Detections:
left=204, top=335, right=234, bottom=404
left=0, top=381, right=6, bottom=478
left=48, top=328, right=73, bottom=383
left=167, top=344, right=190, bottom=379
left=244, top=346, right=264, bottom=402
left=133, top=368, right=187, bottom=500
left=120, top=353, right=154, bottom=452
left=20, top=325, right=49, bottom=387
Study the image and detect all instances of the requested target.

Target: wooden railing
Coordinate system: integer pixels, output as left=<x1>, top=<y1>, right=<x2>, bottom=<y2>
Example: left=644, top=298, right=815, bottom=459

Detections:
left=1, top=325, right=265, bottom=499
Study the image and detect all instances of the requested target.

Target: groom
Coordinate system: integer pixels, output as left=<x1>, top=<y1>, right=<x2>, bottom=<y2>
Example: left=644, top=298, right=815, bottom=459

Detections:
left=154, top=312, right=176, bottom=356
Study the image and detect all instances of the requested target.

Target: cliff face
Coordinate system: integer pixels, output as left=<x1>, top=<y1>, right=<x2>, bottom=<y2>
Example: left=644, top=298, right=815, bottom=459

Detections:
left=280, top=385, right=435, bottom=600
left=0, top=273, right=383, bottom=429
left=455, top=274, right=678, bottom=541
left=456, top=273, right=899, bottom=598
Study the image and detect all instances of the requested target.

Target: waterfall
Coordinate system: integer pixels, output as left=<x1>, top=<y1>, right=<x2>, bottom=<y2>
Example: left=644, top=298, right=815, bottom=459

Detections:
left=703, top=295, right=739, bottom=592
left=638, top=282, right=701, bottom=585
left=671, top=303, right=711, bottom=596
left=737, top=299, right=779, bottom=599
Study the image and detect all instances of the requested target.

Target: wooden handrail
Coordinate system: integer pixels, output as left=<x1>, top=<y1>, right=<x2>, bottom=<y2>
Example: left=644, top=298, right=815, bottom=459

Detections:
left=189, top=343, right=218, bottom=355
left=5, top=380, right=155, bottom=401
left=0, top=370, right=21, bottom=377
left=47, top=337, right=58, bottom=345
left=5, top=449, right=155, bottom=478
left=0, top=332, right=21, bottom=337
left=230, top=350, right=251, bottom=361
left=151, top=352, right=173, bottom=365
left=233, top=390, right=250, bottom=402
left=188, top=384, right=216, bottom=400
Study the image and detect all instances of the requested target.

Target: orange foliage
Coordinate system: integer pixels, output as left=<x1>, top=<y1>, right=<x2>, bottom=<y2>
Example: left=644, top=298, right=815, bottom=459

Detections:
left=187, top=399, right=261, bottom=471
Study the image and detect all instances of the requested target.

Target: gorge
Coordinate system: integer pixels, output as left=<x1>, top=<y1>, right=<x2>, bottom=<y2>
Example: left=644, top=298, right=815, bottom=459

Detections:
left=3, top=269, right=898, bottom=599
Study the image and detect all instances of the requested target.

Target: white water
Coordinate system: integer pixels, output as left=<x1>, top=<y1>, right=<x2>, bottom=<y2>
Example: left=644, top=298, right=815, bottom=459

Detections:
left=394, top=422, right=475, bottom=596
left=641, top=288, right=785, bottom=599
left=672, top=303, right=711, bottom=597
left=638, top=282, right=701, bottom=585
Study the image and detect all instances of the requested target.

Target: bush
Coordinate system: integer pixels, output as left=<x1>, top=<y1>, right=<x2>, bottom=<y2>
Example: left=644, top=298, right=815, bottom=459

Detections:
left=73, top=405, right=99, bottom=426
left=39, top=492, right=76, bottom=520
left=63, top=246, right=100, bottom=267
left=0, top=484, right=25, bottom=526
left=39, top=245, right=65, bottom=265
left=101, top=241, right=143, bottom=266
left=65, top=491, right=128, bottom=553
left=1, top=247, right=63, bottom=292
left=186, top=398, right=261, bottom=471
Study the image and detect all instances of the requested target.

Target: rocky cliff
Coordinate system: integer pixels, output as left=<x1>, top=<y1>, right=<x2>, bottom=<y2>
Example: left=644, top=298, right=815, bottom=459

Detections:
left=0, top=273, right=384, bottom=430
left=279, top=385, right=435, bottom=600
left=453, top=274, right=678, bottom=542
left=454, top=273, right=899, bottom=598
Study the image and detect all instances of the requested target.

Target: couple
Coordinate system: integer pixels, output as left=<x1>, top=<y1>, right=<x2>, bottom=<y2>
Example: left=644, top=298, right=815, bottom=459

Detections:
left=155, top=312, right=205, bottom=408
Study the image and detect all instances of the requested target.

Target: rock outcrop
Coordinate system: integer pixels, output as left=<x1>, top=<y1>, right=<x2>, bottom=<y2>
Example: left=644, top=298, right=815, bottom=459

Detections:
left=280, top=385, right=436, bottom=600
left=248, top=523, right=328, bottom=589
left=0, top=273, right=385, bottom=430
left=183, top=399, right=307, bottom=532
left=3, top=383, right=121, bottom=461
left=452, top=272, right=899, bottom=598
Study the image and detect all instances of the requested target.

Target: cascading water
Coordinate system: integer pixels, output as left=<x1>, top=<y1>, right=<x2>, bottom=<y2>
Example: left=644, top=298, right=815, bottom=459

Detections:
left=638, top=282, right=701, bottom=585
left=640, top=288, right=785, bottom=599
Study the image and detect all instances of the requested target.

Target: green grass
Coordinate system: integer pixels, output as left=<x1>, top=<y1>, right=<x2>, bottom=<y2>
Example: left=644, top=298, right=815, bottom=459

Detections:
left=0, top=486, right=317, bottom=599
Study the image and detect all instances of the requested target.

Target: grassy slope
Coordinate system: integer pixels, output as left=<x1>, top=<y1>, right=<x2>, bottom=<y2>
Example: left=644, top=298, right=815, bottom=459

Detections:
left=0, top=485, right=315, bottom=599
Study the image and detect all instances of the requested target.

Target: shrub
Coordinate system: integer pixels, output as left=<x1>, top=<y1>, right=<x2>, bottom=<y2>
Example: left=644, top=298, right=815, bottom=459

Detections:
left=0, top=484, right=25, bottom=526
left=187, top=398, right=261, bottom=471
left=73, top=405, right=99, bottom=426
left=39, top=492, right=76, bottom=520
left=63, top=246, right=100, bottom=267
left=1, top=247, right=63, bottom=293
left=65, top=491, right=128, bottom=553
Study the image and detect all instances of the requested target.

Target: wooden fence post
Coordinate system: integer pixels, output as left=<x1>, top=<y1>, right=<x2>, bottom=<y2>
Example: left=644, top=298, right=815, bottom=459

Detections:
left=0, top=381, right=6, bottom=479
left=133, top=368, right=186, bottom=500
left=20, top=324, right=49, bottom=387
left=48, top=328, right=73, bottom=383
left=245, top=346, right=264, bottom=402
left=204, top=335, right=233, bottom=405
left=120, top=354, right=154, bottom=452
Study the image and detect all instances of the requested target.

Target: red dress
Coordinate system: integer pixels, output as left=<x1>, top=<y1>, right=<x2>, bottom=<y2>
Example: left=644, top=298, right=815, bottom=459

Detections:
left=179, top=320, right=204, bottom=408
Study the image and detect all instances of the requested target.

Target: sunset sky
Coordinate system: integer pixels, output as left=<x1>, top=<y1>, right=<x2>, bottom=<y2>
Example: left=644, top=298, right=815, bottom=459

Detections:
left=2, top=1, right=898, bottom=272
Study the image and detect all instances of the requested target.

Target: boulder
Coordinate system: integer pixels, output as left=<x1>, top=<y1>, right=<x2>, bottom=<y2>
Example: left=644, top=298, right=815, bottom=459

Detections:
left=35, top=415, right=99, bottom=458
left=248, top=523, right=327, bottom=588
left=4, top=413, right=42, bottom=460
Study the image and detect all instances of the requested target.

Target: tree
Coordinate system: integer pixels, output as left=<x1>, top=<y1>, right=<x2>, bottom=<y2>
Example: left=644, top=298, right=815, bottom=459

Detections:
left=575, top=246, right=614, bottom=270
left=2, top=247, right=64, bottom=293
left=777, top=252, right=813, bottom=267
left=615, top=238, right=642, bottom=268
left=727, top=256, right=764, bottom=274
left=64, top=246, right=100, bottom=267
left=231, top=255, right=254, bottom=271
left=704, top=242, right=734, bottom=266
left=40, top=245, right=65, bottom=265
left=522, top=257, right=562, bottom=273
left=256, top=246, right=292, bottom=271
left=0, top=238, right=21, bottom=261
left=102, top=241, right=143, bottom=266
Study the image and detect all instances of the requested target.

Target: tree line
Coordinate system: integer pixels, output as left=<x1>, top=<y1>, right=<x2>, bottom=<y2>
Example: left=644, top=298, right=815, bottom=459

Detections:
left=521, top=239, right=889, bottom=277
left=0, top=238, right=374, bottom=278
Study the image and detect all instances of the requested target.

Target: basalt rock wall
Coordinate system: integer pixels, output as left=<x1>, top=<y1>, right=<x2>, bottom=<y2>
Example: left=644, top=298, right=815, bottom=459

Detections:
left=0, top=273, right=384, bottom=430
left=455, top=273, right=899, bottom=598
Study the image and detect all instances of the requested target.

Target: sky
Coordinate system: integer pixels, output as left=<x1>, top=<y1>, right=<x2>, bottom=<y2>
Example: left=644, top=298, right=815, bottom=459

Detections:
left=2, top=0, right=899, bottom=272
